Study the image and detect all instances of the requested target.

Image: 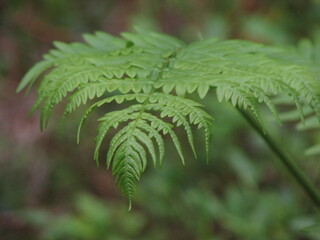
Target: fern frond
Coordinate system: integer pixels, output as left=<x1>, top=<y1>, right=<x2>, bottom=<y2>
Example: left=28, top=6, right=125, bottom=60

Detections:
left=272, top=39, right=320, bottom=156
left=18, top=29, right=320, bottom=203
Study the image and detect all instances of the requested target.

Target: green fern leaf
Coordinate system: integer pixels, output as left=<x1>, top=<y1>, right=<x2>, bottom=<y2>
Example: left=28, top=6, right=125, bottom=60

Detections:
left=18, top=29, right=320, bottom=205
left=272, top=39, right=320, bottom=156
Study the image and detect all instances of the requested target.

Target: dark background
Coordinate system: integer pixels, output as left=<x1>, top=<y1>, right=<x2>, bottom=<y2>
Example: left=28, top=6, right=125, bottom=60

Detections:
left=1, top=0, right=320, bottom=239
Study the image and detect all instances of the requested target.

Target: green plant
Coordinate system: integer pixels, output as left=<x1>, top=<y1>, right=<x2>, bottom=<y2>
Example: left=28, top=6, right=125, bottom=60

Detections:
left=22, top=193, right=146, bottom=240
left=275, top=39, right=320, bottom=155
left=17, top=29, right=320, bottom=208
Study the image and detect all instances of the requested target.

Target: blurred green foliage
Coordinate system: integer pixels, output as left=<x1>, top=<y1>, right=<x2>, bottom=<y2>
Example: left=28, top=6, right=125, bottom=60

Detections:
left=22, top=194, right=145, bottom=240
left=1, top=0, right=320, bottom=239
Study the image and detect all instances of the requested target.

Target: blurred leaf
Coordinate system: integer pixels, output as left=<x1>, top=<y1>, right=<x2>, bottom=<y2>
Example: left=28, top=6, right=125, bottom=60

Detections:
left=305, top=144, right=320, bottom=156
left=75, top=193, right=111, bottom=226
left=228, top=149, right=259, bottom=188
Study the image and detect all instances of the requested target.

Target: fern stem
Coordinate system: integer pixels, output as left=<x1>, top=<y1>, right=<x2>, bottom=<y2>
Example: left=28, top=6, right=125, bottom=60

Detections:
left=238, top=108, right=320, bottom=209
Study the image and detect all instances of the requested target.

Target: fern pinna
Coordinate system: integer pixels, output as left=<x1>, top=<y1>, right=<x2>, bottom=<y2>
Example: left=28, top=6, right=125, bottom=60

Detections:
left=17, top=29, right=320, bottom=207
left=273, top=39, right=320, bottom=156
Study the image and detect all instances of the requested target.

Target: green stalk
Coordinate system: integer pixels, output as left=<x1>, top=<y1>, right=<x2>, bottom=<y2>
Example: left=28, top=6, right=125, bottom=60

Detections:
left=238, top=108, right=320, bottom=209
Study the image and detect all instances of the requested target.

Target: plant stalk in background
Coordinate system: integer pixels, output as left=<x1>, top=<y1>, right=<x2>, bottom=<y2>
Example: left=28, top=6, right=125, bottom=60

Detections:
left=238, top=108, right=320, bottom=209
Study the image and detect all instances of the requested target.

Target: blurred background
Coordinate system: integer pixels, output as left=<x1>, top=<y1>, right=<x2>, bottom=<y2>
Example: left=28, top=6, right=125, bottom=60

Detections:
left=1, top=0, right=320, bottom=239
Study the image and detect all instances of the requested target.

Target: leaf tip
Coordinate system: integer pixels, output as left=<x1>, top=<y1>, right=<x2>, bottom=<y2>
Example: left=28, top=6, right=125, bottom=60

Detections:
left=128, top=200, right=132, bottom=211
